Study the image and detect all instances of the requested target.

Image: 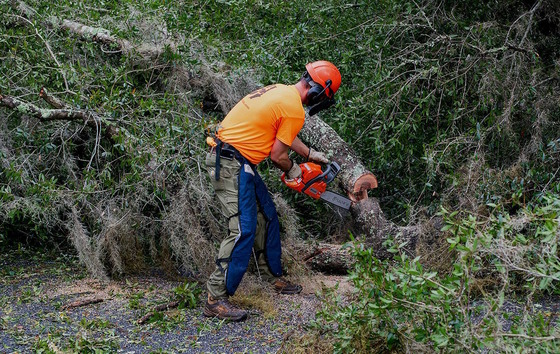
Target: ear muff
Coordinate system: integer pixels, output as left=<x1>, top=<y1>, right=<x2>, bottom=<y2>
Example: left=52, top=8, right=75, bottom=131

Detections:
left=306, top=78, right=333, bottom=106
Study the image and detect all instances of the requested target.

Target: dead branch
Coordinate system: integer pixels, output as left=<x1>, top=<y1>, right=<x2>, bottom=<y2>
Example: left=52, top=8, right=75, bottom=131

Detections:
left=137, top=301, right=180, bottom=325
left=61, top=297, right=103, bottom=310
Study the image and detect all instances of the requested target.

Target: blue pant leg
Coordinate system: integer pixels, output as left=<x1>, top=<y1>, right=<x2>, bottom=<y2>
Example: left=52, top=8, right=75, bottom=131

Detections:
left=253, top=172, right=282, bottom=277
left=225, top=162, right=258, bottom=296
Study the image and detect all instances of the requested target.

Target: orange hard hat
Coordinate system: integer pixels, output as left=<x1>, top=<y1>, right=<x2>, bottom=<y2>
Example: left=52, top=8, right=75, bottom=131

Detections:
left=305, top=61, right=341, bottom=98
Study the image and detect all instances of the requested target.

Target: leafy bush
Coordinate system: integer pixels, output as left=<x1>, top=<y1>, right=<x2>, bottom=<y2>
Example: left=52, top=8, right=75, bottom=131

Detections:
left=316, top=193, right=560, bottom=353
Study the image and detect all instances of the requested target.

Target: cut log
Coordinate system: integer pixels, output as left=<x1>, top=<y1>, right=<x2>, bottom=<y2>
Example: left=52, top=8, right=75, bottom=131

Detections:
left=304, top=244, right=354, bottom=275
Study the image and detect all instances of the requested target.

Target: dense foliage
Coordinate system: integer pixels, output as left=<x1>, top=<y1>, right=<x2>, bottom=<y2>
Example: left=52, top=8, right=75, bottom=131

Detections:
left=1, top=0, right=559, bottom=352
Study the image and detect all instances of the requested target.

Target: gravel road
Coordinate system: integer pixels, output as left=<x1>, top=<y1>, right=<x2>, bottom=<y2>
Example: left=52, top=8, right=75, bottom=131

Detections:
left=0, top=252, right=342, bottom=353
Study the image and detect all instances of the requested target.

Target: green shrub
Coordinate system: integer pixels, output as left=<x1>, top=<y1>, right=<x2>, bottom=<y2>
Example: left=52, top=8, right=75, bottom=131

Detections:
left=316, top=193, right=560, bottom=353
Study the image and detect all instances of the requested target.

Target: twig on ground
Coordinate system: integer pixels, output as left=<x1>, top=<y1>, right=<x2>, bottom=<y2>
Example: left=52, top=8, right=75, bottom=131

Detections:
left=137, top=301, right=180, bottom=325
left=62, top=297, right=103, bottom=310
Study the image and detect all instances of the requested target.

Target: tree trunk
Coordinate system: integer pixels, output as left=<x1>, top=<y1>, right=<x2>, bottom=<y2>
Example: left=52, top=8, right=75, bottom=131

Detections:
left=300, top=113, right=378, bottom=201
left=300, top=112, right=418, bottom=257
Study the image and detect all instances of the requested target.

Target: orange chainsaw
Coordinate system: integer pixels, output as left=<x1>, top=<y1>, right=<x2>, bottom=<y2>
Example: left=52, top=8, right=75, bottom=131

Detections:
left=281, top=162, right=352, bottom=210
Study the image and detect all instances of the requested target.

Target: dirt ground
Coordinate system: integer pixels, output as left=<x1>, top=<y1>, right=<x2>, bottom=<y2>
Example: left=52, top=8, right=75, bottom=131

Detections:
left=0, top=251, right=351, bottom=353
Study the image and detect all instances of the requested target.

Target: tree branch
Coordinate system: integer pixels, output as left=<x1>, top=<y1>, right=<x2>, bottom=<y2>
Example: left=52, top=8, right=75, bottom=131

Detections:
left=39, top=87, right=66, bottom=109
left=59, top=19, right=174, bottom=61
left=1, top=94, right=98, bottom=125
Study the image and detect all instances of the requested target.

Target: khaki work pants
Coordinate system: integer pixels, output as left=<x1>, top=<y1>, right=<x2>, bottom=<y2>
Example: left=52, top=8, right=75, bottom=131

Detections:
left=205, top=152, right=275, bottom=299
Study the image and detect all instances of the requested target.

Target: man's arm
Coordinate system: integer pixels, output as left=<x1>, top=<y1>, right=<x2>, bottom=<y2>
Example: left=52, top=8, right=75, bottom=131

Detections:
left=270, top=137, right=329, bottom=172
left=291, top=137, right=329, bottom=163
left=270, top=137, right=312, bottom=170
left=290, top=137, right=310, bottom=159
left=270, top=139, right=293, bottom=171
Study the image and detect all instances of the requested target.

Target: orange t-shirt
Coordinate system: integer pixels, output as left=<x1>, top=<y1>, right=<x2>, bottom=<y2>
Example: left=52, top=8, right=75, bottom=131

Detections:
left=216, top=84, right=305, bottom=165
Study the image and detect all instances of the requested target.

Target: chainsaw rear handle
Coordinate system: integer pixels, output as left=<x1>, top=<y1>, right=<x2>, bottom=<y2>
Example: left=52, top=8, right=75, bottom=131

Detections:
left=281, top=162, right=341, bottom=200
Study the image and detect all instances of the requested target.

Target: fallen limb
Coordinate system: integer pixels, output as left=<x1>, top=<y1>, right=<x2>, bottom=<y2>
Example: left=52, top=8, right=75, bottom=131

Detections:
left=0, top=93, right=122, bottom=140
left=137, top=301, right=180, bottom=325
left=59, top=20, right=174, bottom=61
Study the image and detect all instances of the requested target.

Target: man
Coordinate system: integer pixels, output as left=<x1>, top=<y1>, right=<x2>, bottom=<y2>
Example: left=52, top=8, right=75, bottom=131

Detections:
left=204, top=61, right=342, bottom=321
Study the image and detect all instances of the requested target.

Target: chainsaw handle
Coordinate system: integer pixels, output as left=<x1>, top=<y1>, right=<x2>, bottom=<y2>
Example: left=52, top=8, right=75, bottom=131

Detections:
left=281, top=173, right=304, bottom=192
left=301, top=162, right=340, bottom=193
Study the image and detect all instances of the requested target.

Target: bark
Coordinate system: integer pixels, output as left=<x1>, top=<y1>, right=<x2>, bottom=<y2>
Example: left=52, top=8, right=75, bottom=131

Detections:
left=351, top=198, right=418, bottom=258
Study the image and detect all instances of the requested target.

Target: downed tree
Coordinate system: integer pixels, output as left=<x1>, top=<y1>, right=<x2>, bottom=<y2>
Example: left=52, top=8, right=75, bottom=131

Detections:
left=300, top=113, right=420, bottom=258
left=4, top=0, right=421, bottom=268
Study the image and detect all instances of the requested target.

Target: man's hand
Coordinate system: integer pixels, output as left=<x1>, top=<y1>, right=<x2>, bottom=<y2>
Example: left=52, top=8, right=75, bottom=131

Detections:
left=308, top=148, right=329, bottom=164
left=286, top=161, right=302, bottom=179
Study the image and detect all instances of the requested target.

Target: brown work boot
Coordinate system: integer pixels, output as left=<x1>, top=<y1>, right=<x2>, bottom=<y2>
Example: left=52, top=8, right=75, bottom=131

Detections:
left=272, top=277, right=302, bottom=295
left=203, top=295, right=248, bottom=322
